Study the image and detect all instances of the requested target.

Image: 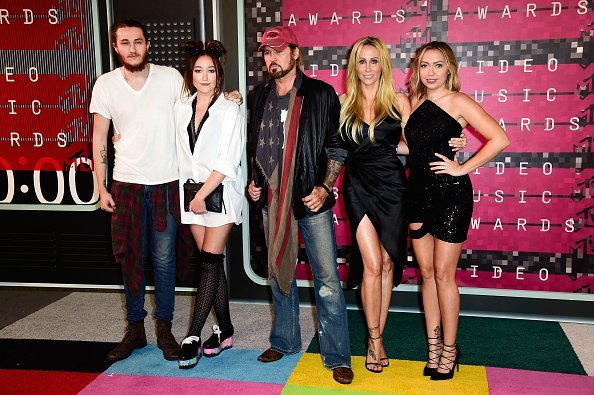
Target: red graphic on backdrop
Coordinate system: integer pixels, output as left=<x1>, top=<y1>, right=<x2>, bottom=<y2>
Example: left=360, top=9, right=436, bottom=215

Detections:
left=0, top=1, right=89, bottom=50
left=0, top=0, right=98, bottom=207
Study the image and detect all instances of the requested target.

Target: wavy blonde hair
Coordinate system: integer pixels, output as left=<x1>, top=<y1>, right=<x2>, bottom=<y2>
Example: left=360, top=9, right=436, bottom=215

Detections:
left=409, top=41, right=460, bottom=100
left=340, top=36, right=400, bottom=144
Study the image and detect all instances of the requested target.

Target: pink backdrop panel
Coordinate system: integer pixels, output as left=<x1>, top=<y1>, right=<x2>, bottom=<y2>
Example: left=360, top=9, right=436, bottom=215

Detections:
left=447, top=1, right=591, bottom=42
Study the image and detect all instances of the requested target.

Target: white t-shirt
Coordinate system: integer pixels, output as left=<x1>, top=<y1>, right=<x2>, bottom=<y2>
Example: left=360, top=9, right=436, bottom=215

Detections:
left=89, top=64, right=183, bottom=184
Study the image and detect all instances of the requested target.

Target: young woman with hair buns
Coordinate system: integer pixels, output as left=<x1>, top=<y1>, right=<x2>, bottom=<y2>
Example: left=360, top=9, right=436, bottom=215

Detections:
left=174, top=40, right=245, bottom=369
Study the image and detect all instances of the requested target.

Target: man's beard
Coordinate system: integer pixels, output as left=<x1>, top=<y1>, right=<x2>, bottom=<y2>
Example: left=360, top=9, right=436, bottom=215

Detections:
left=269, top=57, right=296, bottom=79
left=118, top=52, right=149, bottom=72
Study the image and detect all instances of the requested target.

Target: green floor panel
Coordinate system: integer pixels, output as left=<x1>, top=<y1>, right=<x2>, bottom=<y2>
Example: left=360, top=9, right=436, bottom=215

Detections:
left=307, top=310, right=586, bottom=375
left=457, top=315, right=586, bottom=374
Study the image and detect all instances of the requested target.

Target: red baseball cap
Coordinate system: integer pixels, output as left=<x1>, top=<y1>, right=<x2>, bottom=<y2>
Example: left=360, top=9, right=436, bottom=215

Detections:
left=258, top=26, right=299, bottom=52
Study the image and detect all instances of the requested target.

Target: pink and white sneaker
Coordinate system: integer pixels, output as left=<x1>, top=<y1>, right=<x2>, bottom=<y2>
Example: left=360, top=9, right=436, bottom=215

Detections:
left=203, top=325, right=233, bottom=357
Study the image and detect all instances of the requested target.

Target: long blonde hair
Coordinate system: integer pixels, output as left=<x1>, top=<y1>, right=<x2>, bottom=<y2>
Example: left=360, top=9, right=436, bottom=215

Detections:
left=340, top=36, right=400, bottom=143
left=409, top=41, right=460, bottom=100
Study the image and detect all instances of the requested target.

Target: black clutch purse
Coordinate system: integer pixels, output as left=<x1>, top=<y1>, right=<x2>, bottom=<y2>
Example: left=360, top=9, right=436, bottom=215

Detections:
left=183, top=178, right=225, bottom=213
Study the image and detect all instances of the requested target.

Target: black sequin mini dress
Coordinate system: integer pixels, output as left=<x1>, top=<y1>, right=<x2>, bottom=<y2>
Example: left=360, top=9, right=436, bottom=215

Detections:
left=405, top=99, right=473, bottom=243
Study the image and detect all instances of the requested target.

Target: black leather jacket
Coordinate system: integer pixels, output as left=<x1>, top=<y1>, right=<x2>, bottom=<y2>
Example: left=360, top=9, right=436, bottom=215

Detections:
left=248, top=72, right=346, bottom=219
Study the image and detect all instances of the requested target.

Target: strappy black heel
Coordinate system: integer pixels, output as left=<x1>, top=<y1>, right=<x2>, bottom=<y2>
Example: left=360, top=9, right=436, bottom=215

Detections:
left=365, top=325, right=383, bottom=373
left=430, top=343, right=461, bottom=380
left=423, top=336, right=443, bottom=376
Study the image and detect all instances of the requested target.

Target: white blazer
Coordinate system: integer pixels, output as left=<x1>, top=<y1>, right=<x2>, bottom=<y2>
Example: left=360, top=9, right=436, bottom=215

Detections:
left=175, top=93, right=245, bottom=226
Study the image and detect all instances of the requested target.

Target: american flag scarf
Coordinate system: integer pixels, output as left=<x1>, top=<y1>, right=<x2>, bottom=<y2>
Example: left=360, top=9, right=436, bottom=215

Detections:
left=256, top=83, right=302, bottom=294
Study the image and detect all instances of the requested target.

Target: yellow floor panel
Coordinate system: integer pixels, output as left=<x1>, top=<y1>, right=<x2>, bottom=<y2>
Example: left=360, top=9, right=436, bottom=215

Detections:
left=285, top=352, right=489, bottom=395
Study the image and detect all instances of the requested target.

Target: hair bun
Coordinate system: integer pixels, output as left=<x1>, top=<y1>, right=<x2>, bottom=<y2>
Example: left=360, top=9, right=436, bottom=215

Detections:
left=182, top=40, right=227, bottom=63
left=183, top=40, right=204, bottom=57
left=205, top=40, right=227, bottom=59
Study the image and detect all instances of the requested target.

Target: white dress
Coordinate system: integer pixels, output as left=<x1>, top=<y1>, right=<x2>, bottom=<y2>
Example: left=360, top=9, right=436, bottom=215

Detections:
left=174, top=93, right=245, bottom=226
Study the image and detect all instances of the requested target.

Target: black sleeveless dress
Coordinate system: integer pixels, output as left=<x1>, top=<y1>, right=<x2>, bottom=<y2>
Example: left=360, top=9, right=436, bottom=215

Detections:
left=405, top=99, right=473, bottom=243
left=341, top=117, right=407, bottom=289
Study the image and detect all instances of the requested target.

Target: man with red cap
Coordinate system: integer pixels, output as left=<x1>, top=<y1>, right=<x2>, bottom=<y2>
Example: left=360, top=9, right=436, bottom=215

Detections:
left=247, top=26, right=353, bottom=384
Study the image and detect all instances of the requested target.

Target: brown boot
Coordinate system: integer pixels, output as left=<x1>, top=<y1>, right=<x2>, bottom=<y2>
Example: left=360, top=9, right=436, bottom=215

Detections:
left=107, top=321, right=147, bottom=361
left=157, top=320, right=179, bottom=360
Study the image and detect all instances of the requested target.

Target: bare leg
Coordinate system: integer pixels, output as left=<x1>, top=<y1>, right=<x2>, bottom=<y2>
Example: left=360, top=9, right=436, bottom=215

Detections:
left=379, top=248, right=394, bottom=332
left=378, top=247, right=393, bottom=366
left=357, top=215, right=392, bottom=372
left=190, top=224, right=205, bottom=250
left=410, top=223, right=442, bottom=370
left=190, top=223, right=233, bottom=254
left=433, top=239, right=462, bottom=374
left=199, top=223, right=233, bottom=254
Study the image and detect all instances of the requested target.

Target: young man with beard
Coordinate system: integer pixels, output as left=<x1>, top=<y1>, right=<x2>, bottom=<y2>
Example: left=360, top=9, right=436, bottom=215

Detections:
left=247, top=26, right=353, bottom=385
left=90, top=19, right=185, bottom=362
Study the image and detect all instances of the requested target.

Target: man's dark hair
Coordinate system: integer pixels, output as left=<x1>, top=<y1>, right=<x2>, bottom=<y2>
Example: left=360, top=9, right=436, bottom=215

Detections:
left=110, top=19, right=149, bottom=45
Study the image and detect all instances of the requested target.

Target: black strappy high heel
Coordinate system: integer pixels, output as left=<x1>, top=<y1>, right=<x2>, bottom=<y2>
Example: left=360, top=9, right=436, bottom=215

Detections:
left=365, top=326, right=383, bottom=373
left=423, top=336, right=443, bottom=376
left=430, top=343, right=461, bottom=380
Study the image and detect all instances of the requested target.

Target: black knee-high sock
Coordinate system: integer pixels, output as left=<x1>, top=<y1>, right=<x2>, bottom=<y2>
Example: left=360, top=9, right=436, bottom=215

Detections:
left=212, top=261, right=233, bottom=335
left=187, top=251, right=224, bottom=338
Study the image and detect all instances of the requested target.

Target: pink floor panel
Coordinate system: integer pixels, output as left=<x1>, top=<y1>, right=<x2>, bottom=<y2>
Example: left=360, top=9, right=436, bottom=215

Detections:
left=80, top=373, right=285, bottom=395
left=487, top=367, right=594, bottom=395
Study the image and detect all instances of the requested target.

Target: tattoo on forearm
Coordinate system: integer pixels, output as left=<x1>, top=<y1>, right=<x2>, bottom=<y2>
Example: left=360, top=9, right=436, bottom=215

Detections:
left=322, top=159, right=343, bottom=189
left=100, top=145, right=107, bottom=165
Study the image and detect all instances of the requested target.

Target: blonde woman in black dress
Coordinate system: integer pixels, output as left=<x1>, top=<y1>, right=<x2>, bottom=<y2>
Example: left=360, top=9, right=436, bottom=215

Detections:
left=339, top=37, right=409, bottom=374
left=405, top=41, right=509, bottom=380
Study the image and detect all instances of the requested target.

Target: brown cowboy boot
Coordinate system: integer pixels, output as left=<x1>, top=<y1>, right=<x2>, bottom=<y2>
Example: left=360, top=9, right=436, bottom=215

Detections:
left=157, top=320, right=179, bottom=360
left=107, top=320, right=147, bottom=361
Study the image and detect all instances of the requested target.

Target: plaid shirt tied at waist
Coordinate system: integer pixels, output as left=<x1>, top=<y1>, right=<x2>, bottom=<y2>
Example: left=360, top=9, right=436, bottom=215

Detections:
left=110, top=180, right=193, bottom=295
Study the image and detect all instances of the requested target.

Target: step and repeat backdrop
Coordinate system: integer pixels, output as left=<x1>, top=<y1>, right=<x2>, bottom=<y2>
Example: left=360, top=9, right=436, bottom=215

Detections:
left=1, top=0, right=592, bottom=298
left=245, top=0, right=594, bottom=294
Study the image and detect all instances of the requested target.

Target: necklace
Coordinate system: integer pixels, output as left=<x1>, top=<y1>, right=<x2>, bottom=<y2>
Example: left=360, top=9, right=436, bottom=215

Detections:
left=189, top=97, right=201, bottom=147
left=190, top=106, right=198, bottom=143
left=427, top=91, right=454, bottom=102
left=191, top=98, right=211, bottom=146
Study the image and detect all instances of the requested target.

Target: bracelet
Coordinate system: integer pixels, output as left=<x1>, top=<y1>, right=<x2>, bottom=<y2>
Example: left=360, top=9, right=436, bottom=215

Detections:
left=319, top=184, right=332, bottom=196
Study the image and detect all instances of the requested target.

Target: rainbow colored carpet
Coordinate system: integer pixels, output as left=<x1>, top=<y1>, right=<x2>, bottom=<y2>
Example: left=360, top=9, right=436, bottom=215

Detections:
left=1, top=308, right=593, bottom=394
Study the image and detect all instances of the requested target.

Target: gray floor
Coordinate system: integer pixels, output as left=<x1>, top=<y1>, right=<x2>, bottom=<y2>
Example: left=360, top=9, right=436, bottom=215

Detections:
left=0, top=289, right=71, bottom=330
left=0, top=288, right=317, bottom=351
left=561, top=322, right=594, bottom=376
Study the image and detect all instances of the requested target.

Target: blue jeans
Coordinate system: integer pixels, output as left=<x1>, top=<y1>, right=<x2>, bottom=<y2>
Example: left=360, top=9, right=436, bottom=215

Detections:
left=264, top=208, right=351, bottom=369
left=124, top=185, right=178, bottom=323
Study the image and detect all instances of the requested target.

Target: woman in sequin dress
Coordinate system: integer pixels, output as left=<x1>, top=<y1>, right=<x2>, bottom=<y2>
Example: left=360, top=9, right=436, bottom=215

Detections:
left=405, top=41, right=509, bottom=380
